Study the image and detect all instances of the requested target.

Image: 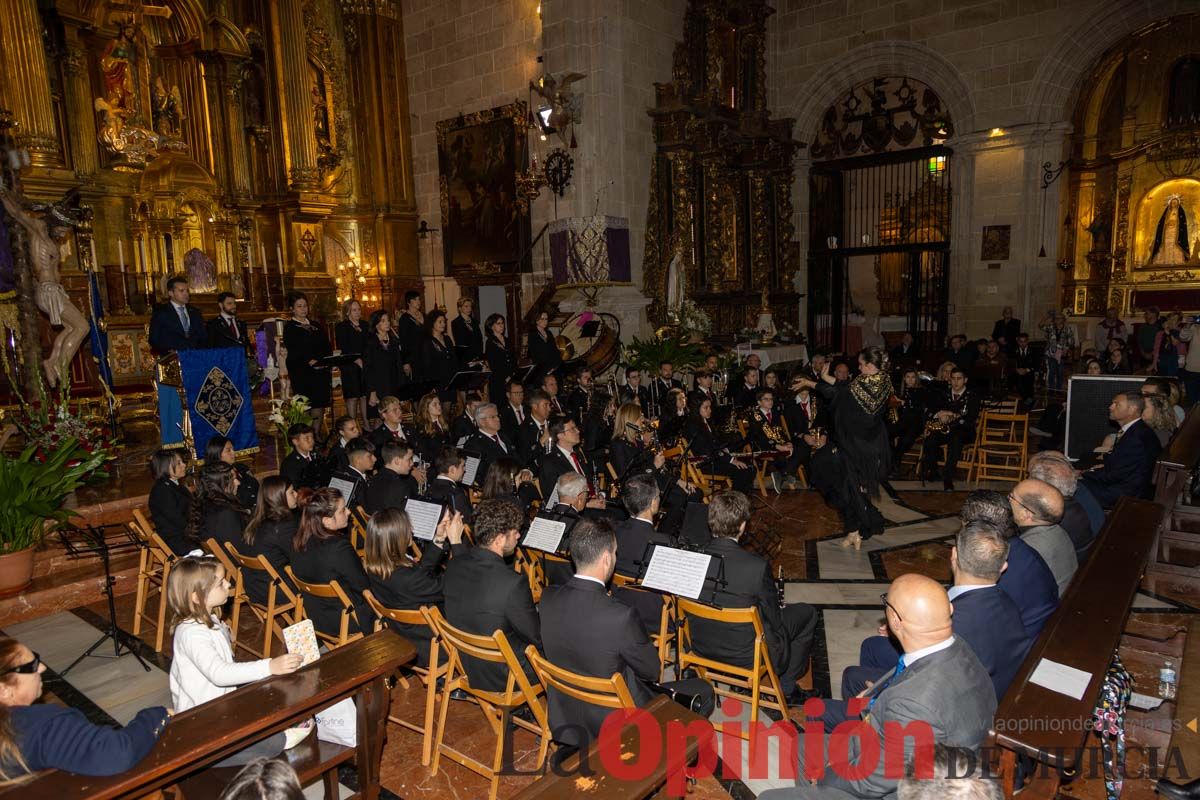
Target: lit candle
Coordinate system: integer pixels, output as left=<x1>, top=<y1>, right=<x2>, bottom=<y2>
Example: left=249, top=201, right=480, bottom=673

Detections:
left=276, top=243, right=284, bottom=277
left=118, top=240, right=125, bottom=273
left=139, top=238, right=148, bottom=275
left=89, top=238, right=98, bottom=272
left=260, top=243, right=268, bottom=274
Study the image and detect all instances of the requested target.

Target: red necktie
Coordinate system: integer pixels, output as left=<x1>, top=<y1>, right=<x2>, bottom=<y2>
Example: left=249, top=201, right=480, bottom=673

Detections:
left=516, top=407, right=524, bottom=424
left=229, top=318, right=237, bottom=338
left=570, top=451, right=594, bottom=496
left=493, top=433, right=506, bottom=452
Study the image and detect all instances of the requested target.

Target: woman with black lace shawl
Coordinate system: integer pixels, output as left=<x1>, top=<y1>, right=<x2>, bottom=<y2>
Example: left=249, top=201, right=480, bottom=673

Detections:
left=796, top=346, right=892, bottom=549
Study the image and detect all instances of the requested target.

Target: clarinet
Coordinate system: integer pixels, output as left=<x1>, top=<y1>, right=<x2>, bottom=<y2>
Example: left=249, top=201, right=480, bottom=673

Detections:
left=776, top=565, right=787, bottom=609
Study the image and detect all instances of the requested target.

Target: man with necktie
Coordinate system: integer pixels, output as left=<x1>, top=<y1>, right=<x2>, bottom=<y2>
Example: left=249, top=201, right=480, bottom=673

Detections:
left=148, top=276, right=207, bottom=448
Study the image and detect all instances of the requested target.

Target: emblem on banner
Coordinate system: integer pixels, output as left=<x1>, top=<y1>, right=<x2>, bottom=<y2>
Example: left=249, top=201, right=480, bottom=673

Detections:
left=194, top=366, right=243, bottom=435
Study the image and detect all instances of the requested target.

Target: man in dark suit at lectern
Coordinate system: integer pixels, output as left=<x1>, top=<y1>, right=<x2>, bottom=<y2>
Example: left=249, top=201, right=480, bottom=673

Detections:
left=149, top=276, right=207, bottom=354
left=205, top=291, right=251, bottom=352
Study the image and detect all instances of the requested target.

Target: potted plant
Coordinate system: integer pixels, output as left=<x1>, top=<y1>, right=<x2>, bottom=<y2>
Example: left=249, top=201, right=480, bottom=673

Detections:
left=0, top=438, right=109, bottom=595
left=621, top=330, right=706, bottom=376
left=269, top=395, right=313, bottom=454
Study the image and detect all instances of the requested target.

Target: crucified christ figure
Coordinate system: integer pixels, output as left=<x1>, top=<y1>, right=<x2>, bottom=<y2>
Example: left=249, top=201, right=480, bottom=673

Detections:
left=0, top=188, right=89, bottom=388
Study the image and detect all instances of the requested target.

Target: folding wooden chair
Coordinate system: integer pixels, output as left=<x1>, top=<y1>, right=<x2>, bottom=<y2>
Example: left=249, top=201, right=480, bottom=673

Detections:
left=363, top=591, right=444, bottom=767
left=426, top=607, right=549, bottom=800
left=778, top=419, right=809, bottom=489
left=916, top=415, right=984, bottom=485
left=348, top=507, right=369, bottom=559
left=676, top=598, right=789, bottom=757
left=130, top=509, right=177, bottom=653
left=973, top=410, right=1030, bottom=486
left=525, top=645, right=636, bottom=750
left=513, top=547, right=546, bottom=603
left=610, top=573, right=673, bottom=680
left=283, top=567, right=365, bottom=649
left=736, top=418, right=772, bottom=497
left=223, top=542, right=299, bottom=658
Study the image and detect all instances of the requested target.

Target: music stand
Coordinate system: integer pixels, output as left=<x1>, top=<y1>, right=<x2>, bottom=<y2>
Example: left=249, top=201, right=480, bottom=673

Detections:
left=58, top=524, right=151, bottom=675
left=513, top=363, right=544, bottom=387
left=312, top=353, right=359, bottom=370
left=393, top=380, right=440, bottom=403
left=447, top=370, right=490, bottom=394
left=634, top=542, right=727, bottom=606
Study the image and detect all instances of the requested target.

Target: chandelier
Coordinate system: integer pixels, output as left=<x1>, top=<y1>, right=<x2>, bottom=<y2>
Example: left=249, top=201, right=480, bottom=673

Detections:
left=335, top=255, right=377, bottom=304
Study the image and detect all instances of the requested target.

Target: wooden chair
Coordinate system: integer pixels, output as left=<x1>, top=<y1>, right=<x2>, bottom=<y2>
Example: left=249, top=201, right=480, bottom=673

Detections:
left=525, top=645, right=636, bottom=750
left=675, top=598, right=788, bottom=757
left=283, top=566, right=365, bottom=649
left=973, top=410, right=1030, bottom=486
left=916, top=414, right=984, bottom=485
left=426, top=607, right=550, bottom=800
left=223, top=543, right=299, bottom=659
left=736, top=418, right=772, bottom=498
left=513, top=547, right=546, bottom=603
left=129, top=509, right=177, bottom=653
left=348, top=508, right=369, bottom=559
left=363, top=591, right=444, bottom=767
left=611, top=573, right=673, bottom=680
left=778, top=418, right=809, bottom=489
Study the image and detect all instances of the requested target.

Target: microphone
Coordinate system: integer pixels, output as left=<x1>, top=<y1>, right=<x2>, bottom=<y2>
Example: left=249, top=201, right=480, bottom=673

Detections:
left=625, top=422, right=644, bottom=434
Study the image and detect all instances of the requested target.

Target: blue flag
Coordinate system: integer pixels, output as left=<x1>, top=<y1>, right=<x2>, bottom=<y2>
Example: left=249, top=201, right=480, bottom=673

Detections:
left=177, top=347, right=259, bottom=459
left=85, top=269, right=113, bottom=387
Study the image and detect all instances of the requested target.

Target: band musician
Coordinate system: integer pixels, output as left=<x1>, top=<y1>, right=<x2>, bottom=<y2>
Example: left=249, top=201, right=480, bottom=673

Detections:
left=746, top=389, right=800, bottom=492
left=919, top=367, right=981, bottom=490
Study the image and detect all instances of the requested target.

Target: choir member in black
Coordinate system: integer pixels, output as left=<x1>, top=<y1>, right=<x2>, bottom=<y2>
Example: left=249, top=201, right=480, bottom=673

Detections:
left=239, top=476, right=299, bottom=603
left=289, top=488, right=374, bottom=637
left=421, top=309, right=459, bottom=404
left=204, top=435, right=259, bottom=510
left=542, top=372, right=568, bottom=417
left=283, top=292, right=333, bottom=439
left=451, top=296, right=483, bottom=364
left=479, top=456, right=538, bottom=517
left=329, top=437, right=375, bottom=512
left=888, top=368, right=927, bottom=466
left=364, top=506, right=465, bottom=667
left=746, top=389, right=800, bottom=491
left=565, top=366, right=595, bottom=421
left=620, top=367, right=650, bottom=414
left=608, top=403, right=692, bottom=534
left=279, top=423, right=330, bottom=490
left=782, top=377, right=832, bottom=472
left=326, top=415, right=361, bottom=473
left=685, top=398, right=755, bottom=493
left=727, top=366, right=761, bottom=410
left=413, top=393, right=452, bottom=465
left=363, top=310, right=404, bottom=419
left=187, top=462, right=247, bottom=551
left=1009, top=332, right=1037, bottom=404
left=659, top=387, right=689, bottom=445
left=484, top=313, right=514, bottom=404
left=451, top=393, right=484, bottom=444
left=465, top=402, right=515, bottom=480
left=527, top=310, right=562, bottom=377
left=517, top=390, right=554, bottom=468
left=395, top=290, right=425, bottom=375
left=689, top=370, right=719, bottom=410
left=367, top=396, right=413, bottom=452
left=148, top=448, right=192, bottom=556
left=648, top=361, right=683, bottom=417
left=499, top=379, right=526, bottom=443
left=918, top=366, right=981, bottom=490
left=796, top=347, right=893, bottom=549
left=364, top=441, right=424, bottom=514
left=425, top=447, right=474, bottom=525
left=334, top=299, right=368, bottom=426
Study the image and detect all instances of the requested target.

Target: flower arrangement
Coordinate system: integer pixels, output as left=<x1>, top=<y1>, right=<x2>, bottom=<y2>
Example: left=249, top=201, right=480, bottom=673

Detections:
left=269, top=395, right=313, bottom=453
left=777, top=322, right=805, bottom=344
left=10, top=384, right=114, bottom=479
left=674, top=299, right=712, bottom=337
left=0, top=438, right=110, bottom=553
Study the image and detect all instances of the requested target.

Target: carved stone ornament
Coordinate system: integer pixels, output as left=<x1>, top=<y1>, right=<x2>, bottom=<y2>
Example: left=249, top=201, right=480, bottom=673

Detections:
left=812, top=76, right=953, bottom=160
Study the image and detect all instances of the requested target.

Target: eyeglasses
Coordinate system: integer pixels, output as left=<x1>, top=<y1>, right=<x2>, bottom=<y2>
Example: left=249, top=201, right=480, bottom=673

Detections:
left=2, top=652, right=41, bottom=675
left=1008, top=492, right=1037, bottom=518
left=880, top=594, right=903, bottom=623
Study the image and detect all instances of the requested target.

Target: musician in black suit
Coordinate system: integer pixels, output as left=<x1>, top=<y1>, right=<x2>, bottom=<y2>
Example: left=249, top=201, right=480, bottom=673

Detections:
left=326, top=416, right=360, bottom=474
left=517, top=390, right=554, bottom=469
left=395, top=290, right=426, bottom=374
left=746, top=389, right=800, bottom=491
left=289, top=488, right=374, bottom=638
left=727, top=368, right=761, bottom=410
left=205, top=292, right=251, bottom=352
left=498, top=379, right=527, bottom=444
left=564, top=366, right=595, bottom=421
left=541, top=373, right=568, bottom=418
left=148, top=449, right=193, bottom=556
left=686, top=398, right=754, bottom=493
left=425, top=446, right=474, bottom=525
left=919, top=367, right=982, bottom=490
left=889, top=369, right=928, bottom=465
left=443, top=499, right=542, bottom=690
left=464, top=402, right=515, bottom=481
left=364, top=441, right=424, bottom=515
left=538, top=416, right=599, bottom=505
left=613, top=474, right=673, bottom=578
left=527, top=311, right=562, bottom=377
left=688, top=370, right=719, bottom=410
left=692, top=491, right=818, bottom=703
left=484, top=314, right=514, bottom=403
left=451, top=394, right=483, bottom=444
left=148, top=276, right=207, bottom=354
left=1080, top=391, right=1164, bottom=507
left=648, top=362, right=683, bottom=416
left=278, top=423, right=330, bottom=490
left=451, top=296, right=483, bottom=364
left=328, top=437, right=375, bottom=512
left=203, top=435, right=259, bottom=511
left=620, top=367, right=650, bottom=415
left=367, top=396, right=413, bottom=452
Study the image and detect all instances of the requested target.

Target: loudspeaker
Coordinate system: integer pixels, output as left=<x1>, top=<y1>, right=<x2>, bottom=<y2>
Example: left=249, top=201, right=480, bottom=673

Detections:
left=1064, top=376, right=1144, bottom=460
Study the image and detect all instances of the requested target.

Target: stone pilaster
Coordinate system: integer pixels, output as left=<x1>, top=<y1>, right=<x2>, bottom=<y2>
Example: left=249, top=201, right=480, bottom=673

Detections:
left=269, top=0, right=320, bottom=191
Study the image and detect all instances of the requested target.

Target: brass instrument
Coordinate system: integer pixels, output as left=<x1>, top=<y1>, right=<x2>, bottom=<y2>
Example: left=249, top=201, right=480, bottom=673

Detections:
left=887, top=393, right=902, bottom=425
left=749, top=408, right=788, bottom=449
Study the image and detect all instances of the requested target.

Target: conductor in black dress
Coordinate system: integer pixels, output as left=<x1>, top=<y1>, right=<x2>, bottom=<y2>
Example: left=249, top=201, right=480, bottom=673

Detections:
left=452, top=296, right=483, bottom=364
left=484, top=313, right=515, bottom=405
left=283, top=292, right=332, bottom=440
left=334, top=299, right=368, bottom=426
left=421, top=309, right=459, bottom=404
left=527, top=310, right=562, bottom=378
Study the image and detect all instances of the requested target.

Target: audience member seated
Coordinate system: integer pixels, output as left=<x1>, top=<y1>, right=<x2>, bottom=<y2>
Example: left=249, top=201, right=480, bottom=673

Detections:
left=0, top=637, right=169, bottom=778
left=206, top=435, right=259, bottom=510
left=443, top=499, right=542, bottom=690
left=889, top=331, right=921, bottom=369
left=188, top=462, right=248, bottom=551
left=1143, top=393, right=1178, bottom=447
left=1143, top=376, right=1186, bottom=425
left=364, top=441, right=422, bottom=515
left=895, top=744, right=1004, bottom=800
left=364, top=507, right=465, bottom=667
left=1009, top=479, right=1078, bottom=597
left=962, top=491, right=1058, bottom=640
left=1079, top=390, right=1163, bottom=507
left=759, top=574, right=996, bottom=800
left=919, top=367, right=981, bottom=490
left=288, top=488, right=374, bottom=638
left=240, top=476, right=299, bottom=604
left=1028, top=451, right=1095, bottom=561
left=970, top=340, right=1008, bottom=396
left=479, top=456, right=538, bottom=516
left=693, top=491, right=818, bottom=705
left=217, top=757, right=306, bottom=800
left=148, top=447, right=193, bottom=556
left=329, top=436, right=375, bottom=512
left=943, top=334, right=975, bottom=373
left=278, top=423, right=329, bottom=490
left=827, top=521, right=1029, bottom=728
left=538, top=518, right=715, bottom=751
left=167, top=557, right=301, bottom=765
left=424, top=446, right=474, bottom=525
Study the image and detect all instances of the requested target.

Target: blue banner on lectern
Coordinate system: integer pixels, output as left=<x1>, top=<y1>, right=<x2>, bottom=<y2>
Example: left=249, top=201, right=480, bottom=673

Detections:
left=177, top=347, right=258, bottom=459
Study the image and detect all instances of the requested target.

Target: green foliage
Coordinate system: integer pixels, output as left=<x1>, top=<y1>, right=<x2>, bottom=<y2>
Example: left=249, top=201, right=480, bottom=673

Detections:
left=621, top=331, right=706, bottom=374
left=0, top=438, right=107, bottom=554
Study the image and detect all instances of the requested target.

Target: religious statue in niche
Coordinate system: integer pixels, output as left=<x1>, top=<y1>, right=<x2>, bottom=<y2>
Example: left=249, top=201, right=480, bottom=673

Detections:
left=1150, top=195, right=1191, bottom=265
left=99, top=20, right=138, bottom=120
left=151, top=77, right=185, bottom=138
left=0, top=188, right=89, bottom=388
left=184, top=248, right=217, bottom=293
left=665, top=240, right=686, bottom=313
left=529, top=72, right=586, bottom=148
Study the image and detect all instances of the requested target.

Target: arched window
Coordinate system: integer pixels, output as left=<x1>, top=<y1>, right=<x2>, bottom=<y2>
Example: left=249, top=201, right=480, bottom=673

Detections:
left=1166, top=56, right=1200, bottom=127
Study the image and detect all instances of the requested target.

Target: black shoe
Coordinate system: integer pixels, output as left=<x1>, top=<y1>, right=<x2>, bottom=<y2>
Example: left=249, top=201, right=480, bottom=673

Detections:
left=1156, top=777, right=1200, bottom=799
left=944, top=478, right=955, bottom=490
left=508, top=705, right=536, bottom=724
left=786, top=686, right=821, bottom=706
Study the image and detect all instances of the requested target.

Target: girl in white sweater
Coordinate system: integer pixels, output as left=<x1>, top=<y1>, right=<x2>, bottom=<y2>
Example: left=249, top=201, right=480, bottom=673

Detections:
left=167, top=556, right=301, bottom=764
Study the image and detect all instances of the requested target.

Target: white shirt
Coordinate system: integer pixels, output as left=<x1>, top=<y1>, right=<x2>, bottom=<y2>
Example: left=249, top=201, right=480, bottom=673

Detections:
left=1120, top=418, right=1139, bottom=434
left=575, top=574, right=606, bottom=588
left=902, top=635, right=955, bottom=668
left=170, top=617, right=272, bottom=712
left=558, top=446, right=581, bottom=468
left=947, top=584, right=993, bottom=601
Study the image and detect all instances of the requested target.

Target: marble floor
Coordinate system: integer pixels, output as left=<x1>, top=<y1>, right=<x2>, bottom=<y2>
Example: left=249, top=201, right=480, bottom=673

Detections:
left=10, top=482, right=1200, bottom=799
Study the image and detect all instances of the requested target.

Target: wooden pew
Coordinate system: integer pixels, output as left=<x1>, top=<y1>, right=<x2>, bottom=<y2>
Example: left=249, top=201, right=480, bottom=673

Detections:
left=510, top=696, right=714, bottom=800
left=1, top=631, right=415, bottom=800
left=988, top=497, right=1165, bottom=799
left=1152, top=404, right=1200, bottom=576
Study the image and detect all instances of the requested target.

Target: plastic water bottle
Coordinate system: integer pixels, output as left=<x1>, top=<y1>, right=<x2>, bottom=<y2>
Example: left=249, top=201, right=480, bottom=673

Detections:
left=1160, top=660, right=1178, bottom=700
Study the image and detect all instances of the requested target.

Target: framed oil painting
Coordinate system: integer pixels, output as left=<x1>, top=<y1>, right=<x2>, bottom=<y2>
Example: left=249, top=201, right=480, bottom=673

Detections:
left=437, top=101, right=531, bottom=273
left=981, top=225, right=1011, bottom=261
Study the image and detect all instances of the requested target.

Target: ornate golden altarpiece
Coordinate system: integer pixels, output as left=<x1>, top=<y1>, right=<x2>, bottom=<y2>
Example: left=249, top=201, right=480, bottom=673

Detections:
left=643, top=0, right=800, bottom=334
left=1061, top=14, right=1200, bottom=315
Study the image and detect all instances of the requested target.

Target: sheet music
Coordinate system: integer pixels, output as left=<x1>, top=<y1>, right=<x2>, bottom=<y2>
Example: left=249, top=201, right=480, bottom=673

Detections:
left=640, top=546, right=712, bottom=599
left=546, top=483, right=560, bottom=507
left=523, top=517, right=567, bottom=553
left=328, top=477, right=356, bottom=505
left=404, top=498, right=443, bottom=541
left=462, top=455, right=481, bottom=486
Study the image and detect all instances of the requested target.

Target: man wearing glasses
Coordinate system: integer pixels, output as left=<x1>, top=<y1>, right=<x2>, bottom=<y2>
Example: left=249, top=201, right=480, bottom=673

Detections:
left=1009, top=479, right=1077, bottom=596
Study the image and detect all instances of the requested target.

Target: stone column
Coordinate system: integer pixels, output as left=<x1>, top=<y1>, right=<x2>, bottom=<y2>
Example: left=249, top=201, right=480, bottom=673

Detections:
left=269, top=0, right=319, bottom=190
left=225, top=67, right=253, bottom=200
left=0, top=0, right=62, bottom=166
left=61, top=29, right=98, bottom=177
